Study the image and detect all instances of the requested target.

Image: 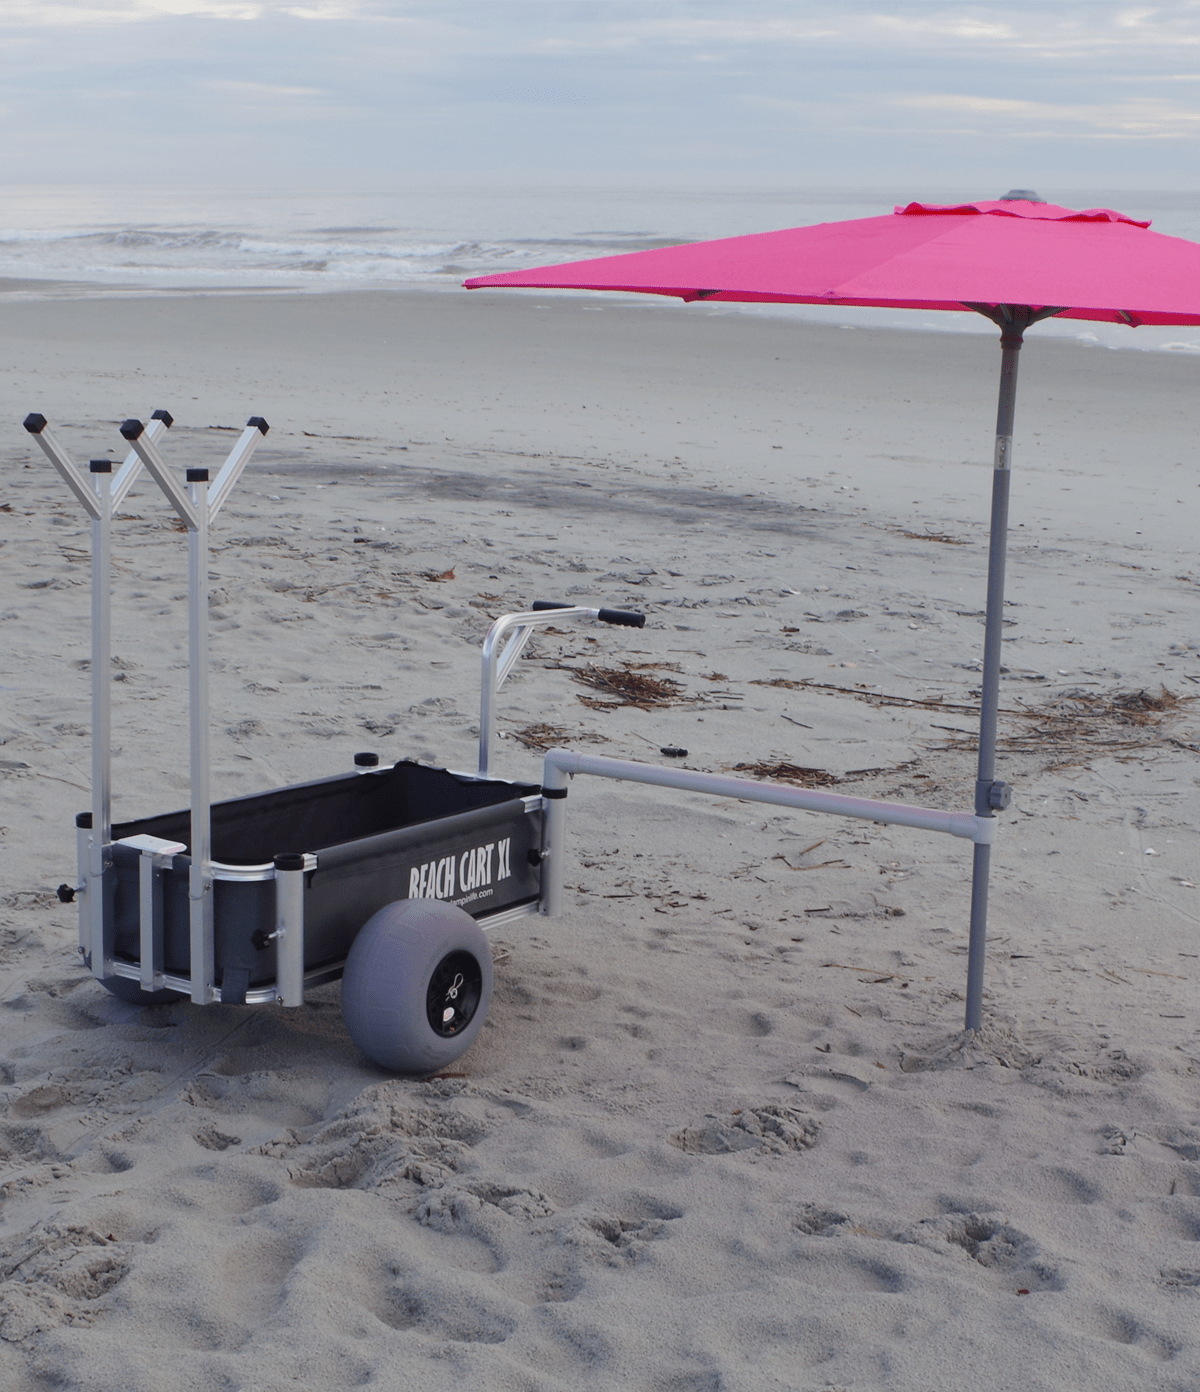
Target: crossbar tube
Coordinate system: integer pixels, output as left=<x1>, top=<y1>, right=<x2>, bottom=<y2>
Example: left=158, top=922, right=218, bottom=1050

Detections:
left=538, top=747, right=993, bottom=921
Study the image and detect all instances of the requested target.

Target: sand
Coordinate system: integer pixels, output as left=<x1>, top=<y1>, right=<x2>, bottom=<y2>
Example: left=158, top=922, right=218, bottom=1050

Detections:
left=1, top=286, right=1199, bottom=1390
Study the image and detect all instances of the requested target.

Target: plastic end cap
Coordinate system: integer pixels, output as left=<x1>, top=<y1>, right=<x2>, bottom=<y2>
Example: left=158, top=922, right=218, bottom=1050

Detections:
left=119, top=419, right=144, bottom=441
left=353, top=751, right=380, bottom=767
left=89, top=459, right=113, bottom=474
left=274, top=852, right=306, bottom=872
left=150, top=409, right=174, bottom=428
left=75, top=812, right=93, bottom=829
left=247, top=416, right=269, bottom=435
left=23, top=412, right=47, bottom=434
left=186, top=468, right=209, bottom=483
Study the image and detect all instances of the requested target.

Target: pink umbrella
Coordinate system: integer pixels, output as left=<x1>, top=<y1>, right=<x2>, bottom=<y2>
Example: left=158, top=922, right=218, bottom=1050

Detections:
left=465, top=193, right=1200, bottom=1030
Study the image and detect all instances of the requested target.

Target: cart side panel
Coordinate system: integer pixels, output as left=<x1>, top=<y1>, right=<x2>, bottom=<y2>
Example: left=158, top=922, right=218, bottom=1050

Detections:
left=303, top=798, right=543, bottom=966
left=113, top=762, right=540, bottom=866
left=108, top=798, right=542, bottom=991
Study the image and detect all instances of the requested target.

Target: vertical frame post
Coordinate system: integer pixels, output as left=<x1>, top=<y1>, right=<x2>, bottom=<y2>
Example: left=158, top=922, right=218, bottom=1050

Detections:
left=187, top=468, right=214, bottom=1003
left=88, top=461, right=113, bottom=974
left=272, top=853, right=309, bottom=1007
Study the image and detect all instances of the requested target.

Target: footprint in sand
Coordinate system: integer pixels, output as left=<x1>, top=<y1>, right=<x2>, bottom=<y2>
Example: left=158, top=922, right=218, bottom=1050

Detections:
left=669, top=1103, right=818, bottom=1155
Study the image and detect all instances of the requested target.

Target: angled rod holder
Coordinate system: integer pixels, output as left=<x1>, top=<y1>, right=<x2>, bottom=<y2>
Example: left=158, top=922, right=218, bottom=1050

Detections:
left=118, top=415, right=269, bottom=1003
left=23, top=410, right=173, bottom=976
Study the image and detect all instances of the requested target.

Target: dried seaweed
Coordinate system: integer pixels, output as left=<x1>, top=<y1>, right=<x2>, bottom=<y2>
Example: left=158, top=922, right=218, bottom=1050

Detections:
left=750, top=677, right=990, bottom=717
left=932, top=686, right=1198, bottom=766
left=509, top=723, right=609, bottom=751
left=732, top=761, right=840, bottom=788
left=891, top=528, right=969, bottom=545
left=569, top=663, right=688, bottom=708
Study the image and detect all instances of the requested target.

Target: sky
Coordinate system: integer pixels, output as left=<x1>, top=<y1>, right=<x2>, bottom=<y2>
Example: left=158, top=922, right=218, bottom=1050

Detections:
left=2, top=1, right=1199, bottom=190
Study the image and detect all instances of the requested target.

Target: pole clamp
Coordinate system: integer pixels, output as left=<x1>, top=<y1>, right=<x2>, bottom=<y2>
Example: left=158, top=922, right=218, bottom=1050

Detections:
left=977, top=780, right=1012, bottom=812
left=540, top=786, right=568, bottom=800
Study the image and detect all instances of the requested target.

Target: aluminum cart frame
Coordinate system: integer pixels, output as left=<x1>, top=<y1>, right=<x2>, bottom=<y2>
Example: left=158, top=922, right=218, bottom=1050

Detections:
left=25, top=410, right=1002, bottom=1066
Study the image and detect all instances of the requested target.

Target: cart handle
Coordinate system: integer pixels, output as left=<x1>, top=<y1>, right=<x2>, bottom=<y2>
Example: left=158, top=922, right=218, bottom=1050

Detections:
left=532, top=600, right=645, bottom=629
left=478, top=602, right=646, bottom=778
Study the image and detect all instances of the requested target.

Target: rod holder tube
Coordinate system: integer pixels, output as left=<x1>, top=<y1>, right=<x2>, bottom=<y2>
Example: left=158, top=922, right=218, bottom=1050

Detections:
left=138, top=850, right=167, bottom=993
left=88, top=468, right=113, bottom=978
left=273, top=857, right=308, bottom=1007
left=90, top=467, right=112, bottom=849
left=187, top=477, right=214, bottom=1004
left=540, top=765, right=571, bottom=917
left=75, top=819, right=91, bottom=960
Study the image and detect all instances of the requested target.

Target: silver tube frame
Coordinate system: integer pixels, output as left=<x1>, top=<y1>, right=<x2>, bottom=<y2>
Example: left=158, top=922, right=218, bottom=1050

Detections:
left=539, top=747, right=995, bottom=920
left=23, top=412, right=170, bottom=980
left=273, top=855, right=315, bottom=1008
left=187, top=475, right=215, bottom=1003
left=478, top=606, right=614, bottom=777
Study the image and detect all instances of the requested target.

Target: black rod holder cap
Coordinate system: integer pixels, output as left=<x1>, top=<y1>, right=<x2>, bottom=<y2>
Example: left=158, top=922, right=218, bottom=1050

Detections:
left=247, top=416, right=269, bottom=434
left=89, top=459, right=112, bottom=473
left=274, top=852, right=306, bottom=872
left=353, top=752, right=379, bottom=767
left=23, top=412, right=47, bottom=434
left=119, top=419, right=144, bottom=441
left=186, top=468, right=209, bottom=483
left=150, top=409, right=174, bottom=428
left=76, top=812, right=93, bottom=829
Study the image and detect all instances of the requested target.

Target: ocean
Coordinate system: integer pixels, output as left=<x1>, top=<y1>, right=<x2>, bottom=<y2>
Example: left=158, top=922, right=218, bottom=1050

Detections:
left=2, top=182, right=1198, bottom=353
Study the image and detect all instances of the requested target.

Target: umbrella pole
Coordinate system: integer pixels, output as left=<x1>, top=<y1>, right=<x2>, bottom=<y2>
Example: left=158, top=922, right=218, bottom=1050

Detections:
left=965, top=312, right=1025, bottom=1031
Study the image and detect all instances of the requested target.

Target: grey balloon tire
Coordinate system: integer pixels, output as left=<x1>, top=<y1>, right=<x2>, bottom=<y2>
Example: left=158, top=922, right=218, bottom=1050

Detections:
left=341, top=899, right=494, bottom=1074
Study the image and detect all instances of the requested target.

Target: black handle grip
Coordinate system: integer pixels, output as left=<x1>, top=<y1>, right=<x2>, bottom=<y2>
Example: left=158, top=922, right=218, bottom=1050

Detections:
left=597, top=607, right=646, bottom=628
left=531, top=600, right=571, bottom=612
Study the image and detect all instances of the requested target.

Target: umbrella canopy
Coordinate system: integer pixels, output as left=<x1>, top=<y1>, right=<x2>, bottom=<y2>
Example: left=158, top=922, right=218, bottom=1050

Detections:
left=466, top=197, right=1200, bottom=327
left=464, top=195, right=1200, bottom=1033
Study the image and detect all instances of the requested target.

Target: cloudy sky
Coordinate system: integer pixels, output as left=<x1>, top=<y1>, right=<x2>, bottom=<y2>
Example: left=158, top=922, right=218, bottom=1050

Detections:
left=2, top=1, right=1198, bottom=189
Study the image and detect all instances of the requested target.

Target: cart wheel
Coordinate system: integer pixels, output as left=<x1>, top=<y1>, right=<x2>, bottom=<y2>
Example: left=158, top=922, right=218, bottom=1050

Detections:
left=341, top=900, right=494, bottom=1074
left=98, top=975, right=183, bottom=1006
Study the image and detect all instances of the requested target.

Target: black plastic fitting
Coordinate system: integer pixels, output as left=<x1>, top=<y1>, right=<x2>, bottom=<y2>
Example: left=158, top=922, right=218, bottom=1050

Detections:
left=56, top=884, right=76, bottom=903
left=246, top=416, right=269, bottom=434
left=23, top=412, right=47, bottom=434
left=119, top=419, right=144, bottom=441
left=531, top=600, right=570, bottom=612
left=274, top=853, right=306, bottom=872
left=76, top=812, right=93, bottom=829
left=150, top=409, right=174, bottom=428
left=89, top=459, right=112, bottom=474
left=354, top=752, right=380, bottom=767
left=186, top=468, right=209, bottom=483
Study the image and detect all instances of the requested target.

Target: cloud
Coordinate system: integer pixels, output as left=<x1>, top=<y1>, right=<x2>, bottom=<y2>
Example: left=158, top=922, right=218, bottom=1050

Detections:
left=897, top=92, right=1200, bottom=137
left=0, top=0, right=371, bottom=23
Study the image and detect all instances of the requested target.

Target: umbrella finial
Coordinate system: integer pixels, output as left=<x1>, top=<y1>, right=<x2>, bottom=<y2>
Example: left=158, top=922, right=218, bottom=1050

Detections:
left=998, top=188, right=1045, bottom=203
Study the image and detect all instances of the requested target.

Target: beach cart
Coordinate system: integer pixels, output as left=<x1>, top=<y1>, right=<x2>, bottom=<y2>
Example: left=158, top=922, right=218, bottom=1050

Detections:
left=25, top=410, right=1001, bottom=1071
left=23, top=405, right=656, bottom=1070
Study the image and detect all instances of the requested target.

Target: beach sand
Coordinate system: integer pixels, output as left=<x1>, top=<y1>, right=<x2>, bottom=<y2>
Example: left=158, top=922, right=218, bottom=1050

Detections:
left=1, top=287, right=1199, bottom=1389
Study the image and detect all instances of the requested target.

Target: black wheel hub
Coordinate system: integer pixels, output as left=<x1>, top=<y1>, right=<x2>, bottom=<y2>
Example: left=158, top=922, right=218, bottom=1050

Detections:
left=426, top=949, right=484, bottom=1038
